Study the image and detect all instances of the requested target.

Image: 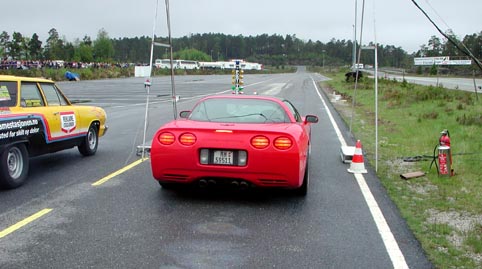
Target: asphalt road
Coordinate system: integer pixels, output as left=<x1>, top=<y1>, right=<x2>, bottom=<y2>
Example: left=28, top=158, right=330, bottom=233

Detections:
left=366, top=69, right=482, bottom=92
left=0, top=68, right=432, bottom=268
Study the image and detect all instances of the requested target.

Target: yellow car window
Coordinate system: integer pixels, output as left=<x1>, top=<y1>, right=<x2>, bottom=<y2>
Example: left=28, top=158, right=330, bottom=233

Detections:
left=0, top=81, right=17, bottom=107
left=40, top=83, right=68, bottom=106
left=20, top=83, right=45, bottom=107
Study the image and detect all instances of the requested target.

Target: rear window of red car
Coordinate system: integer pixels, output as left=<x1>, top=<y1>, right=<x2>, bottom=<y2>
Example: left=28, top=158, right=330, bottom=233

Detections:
left=189, top=98, right=290, bottom=123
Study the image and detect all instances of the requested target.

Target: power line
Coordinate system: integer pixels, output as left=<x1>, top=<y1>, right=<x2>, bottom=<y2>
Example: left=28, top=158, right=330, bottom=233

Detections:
left=423, top=0, right=451, bottom=30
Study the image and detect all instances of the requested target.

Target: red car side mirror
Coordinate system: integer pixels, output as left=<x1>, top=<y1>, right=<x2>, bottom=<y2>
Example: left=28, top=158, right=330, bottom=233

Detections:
left=304, top=115, right=318, bottom=124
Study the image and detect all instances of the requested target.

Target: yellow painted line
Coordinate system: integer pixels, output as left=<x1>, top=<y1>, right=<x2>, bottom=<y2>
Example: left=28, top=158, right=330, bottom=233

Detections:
left=0, top=208, right=53, bottom=239
left=92, top=158, right=147, bottom=186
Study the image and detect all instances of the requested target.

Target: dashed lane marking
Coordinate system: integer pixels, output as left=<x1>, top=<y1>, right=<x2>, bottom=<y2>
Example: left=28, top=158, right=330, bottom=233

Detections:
left=92, top=158, right=147, bottom=186
left=0, top=208, right=53, bottom=239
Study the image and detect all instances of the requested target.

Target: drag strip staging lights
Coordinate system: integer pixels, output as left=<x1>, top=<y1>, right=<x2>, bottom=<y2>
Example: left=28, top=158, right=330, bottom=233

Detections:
left=231, top=60, right=244, bottom=94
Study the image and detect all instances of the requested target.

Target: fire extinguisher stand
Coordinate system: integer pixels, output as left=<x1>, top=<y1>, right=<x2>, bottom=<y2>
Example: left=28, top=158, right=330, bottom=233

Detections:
left=437, top=145, right=452, bottom=177
left=437, top=129, right=452, bottom=177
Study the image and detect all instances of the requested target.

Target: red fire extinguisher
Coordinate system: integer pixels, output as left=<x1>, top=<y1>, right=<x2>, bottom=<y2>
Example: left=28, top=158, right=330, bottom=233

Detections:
left=437, top=129, right=452, bottom=177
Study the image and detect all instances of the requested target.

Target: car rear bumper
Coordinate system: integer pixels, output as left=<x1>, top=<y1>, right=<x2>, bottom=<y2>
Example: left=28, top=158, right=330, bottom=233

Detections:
left=150, top=128, right=308, bottom=189
left=151, top=158, right=305, bottom=189
left=101, top=125, right=108, bottom=136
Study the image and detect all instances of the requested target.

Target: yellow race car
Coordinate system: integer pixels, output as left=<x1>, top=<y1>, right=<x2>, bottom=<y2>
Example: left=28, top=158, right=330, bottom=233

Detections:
left=0, top=75, right=108, bottom=189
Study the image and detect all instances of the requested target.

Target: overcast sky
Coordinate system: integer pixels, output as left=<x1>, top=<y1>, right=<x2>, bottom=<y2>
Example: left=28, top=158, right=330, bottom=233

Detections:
left=2, top=0, right=481, bottom=54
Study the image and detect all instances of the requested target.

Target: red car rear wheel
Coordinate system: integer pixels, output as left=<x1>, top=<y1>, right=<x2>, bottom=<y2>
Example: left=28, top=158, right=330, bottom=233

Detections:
left=294, top=161, right=309, bottom=196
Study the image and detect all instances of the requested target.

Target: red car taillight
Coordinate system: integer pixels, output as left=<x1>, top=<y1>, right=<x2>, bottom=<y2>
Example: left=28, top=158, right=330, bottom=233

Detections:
left=251, top=135, right=269, bottom=149
left=274, top=136, right=292, bottom=150
left=179, top=133, right=196, bottom=146
left=158, top=132, right=175, bottom=145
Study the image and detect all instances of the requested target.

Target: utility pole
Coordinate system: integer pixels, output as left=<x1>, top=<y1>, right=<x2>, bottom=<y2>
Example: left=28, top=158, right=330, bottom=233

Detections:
left=322, top=49, right=326, bottom=69
left=352, top=0, right=358, bottom=69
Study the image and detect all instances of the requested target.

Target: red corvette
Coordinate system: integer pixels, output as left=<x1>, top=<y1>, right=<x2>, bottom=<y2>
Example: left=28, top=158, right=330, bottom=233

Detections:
left=150, top=95, right=318, bottom=195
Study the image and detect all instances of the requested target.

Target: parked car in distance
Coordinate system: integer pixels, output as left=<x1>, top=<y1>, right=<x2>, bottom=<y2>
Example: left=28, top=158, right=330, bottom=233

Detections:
left=0, top=75, right=108, bottom=189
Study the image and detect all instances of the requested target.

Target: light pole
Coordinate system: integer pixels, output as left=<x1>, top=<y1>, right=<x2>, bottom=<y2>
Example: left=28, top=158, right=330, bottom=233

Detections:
left=353, top=0, right=358, bottom=69
left=322, top=49, right=326, bottom=69
left=362, top=45, right=378, bottom=172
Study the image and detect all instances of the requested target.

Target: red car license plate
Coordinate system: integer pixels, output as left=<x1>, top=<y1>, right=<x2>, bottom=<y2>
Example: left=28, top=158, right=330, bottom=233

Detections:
left=213, top=150, right=233, bottom=165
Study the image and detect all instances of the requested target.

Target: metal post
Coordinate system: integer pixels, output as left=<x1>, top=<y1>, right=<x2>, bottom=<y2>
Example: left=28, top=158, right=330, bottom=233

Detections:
left=473, top=70, right=479, bottom=101
left=141, top=0, right=160, bottom=159
left=165, top=0, right=177, bottom=119
left=373, top=1, right=378, bottom=173
left=436, top=65, right=439, bottom=87
left=352, top=0, right=357, bottom=69
left=350, top=0, right=365, bottom=133
left=360, top=45, right=378, bottom=172
left=322, top=49, right=326, bottom=69
left=142, top=82, right=150, bottom=159
left=374, top=45, right=378, bottom=172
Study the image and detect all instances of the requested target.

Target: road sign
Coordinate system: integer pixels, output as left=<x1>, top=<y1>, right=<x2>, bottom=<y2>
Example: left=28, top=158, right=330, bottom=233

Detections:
left=414, top=56, right=472, bottom=66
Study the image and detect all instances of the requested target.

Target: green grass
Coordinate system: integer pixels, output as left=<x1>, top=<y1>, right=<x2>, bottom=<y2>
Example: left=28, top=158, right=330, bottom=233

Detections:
left=317, top=68, right=482, bottom=269
left=0, top=67, right=135, bottom=81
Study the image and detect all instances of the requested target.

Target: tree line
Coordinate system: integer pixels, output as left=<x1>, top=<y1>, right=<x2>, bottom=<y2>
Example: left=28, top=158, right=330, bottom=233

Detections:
left=1, top=28, right=481, bottom=70
left=0, top=28, right=114, bottom=64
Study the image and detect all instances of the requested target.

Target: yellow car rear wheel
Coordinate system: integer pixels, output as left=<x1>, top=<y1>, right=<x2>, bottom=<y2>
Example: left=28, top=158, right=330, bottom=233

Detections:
left=0, top=143, right=29, bottom=189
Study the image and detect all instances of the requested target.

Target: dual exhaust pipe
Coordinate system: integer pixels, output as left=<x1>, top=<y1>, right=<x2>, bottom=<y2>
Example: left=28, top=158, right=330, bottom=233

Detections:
left=229, top=180, right=250, bottom=190
left=198, top=179, right=250, bottom=190
left=198, top=179, right=217, bottom=188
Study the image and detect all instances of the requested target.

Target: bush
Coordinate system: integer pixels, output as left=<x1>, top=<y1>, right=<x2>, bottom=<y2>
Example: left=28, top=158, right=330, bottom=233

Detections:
left=430, top=64, right=438, bottom=75
left=420, top=111, right=439, bottom=119
left=457, top=113, right=482, bottom=126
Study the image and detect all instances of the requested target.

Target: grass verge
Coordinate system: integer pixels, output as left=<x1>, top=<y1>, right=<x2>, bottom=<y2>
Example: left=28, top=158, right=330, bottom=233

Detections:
left=317, top=69, right=481, bottom=268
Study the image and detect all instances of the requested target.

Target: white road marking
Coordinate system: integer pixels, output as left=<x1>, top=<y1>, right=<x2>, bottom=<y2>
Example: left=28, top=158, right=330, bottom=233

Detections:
left=107, top=76, right=278, bottom=109
left=261, top=83, right=285, bottom=95
left=311, top=79, right=348, bottom=148
left=312, top=78, right=409, bottom=269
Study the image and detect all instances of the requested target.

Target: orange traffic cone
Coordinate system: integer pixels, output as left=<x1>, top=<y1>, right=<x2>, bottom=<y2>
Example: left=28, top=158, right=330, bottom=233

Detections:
left=347, top=140, right=367, bottom=174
